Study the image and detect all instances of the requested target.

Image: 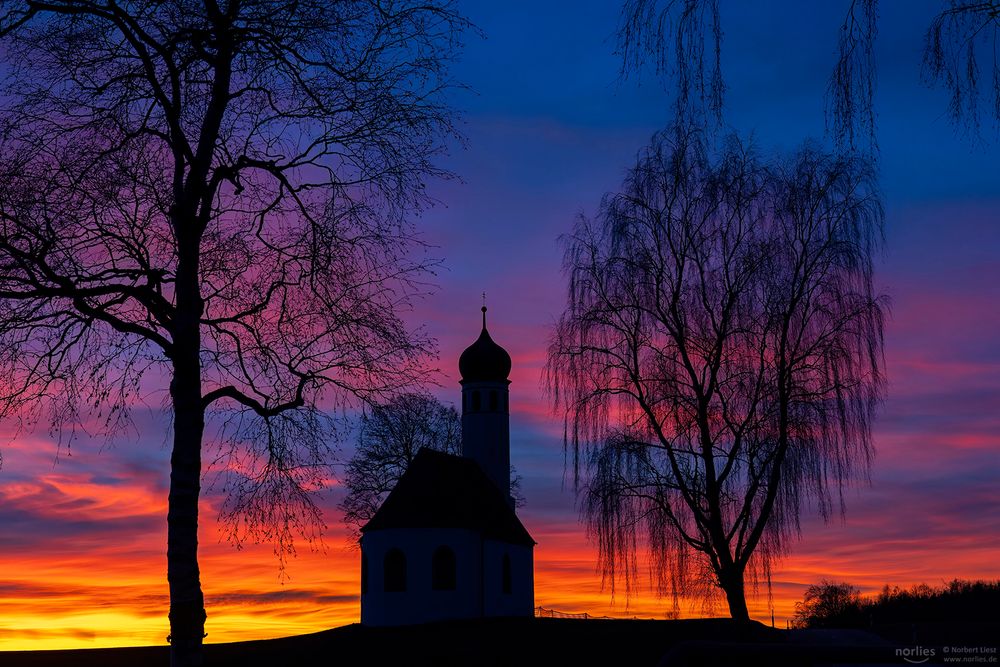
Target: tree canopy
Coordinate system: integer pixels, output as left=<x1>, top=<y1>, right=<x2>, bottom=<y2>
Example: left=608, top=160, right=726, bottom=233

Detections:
left=340, top=393, right=462, bottom=536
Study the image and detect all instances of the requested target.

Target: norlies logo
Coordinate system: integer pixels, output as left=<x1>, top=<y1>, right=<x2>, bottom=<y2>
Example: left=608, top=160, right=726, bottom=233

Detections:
left=896, top=646, right=936, bottom=664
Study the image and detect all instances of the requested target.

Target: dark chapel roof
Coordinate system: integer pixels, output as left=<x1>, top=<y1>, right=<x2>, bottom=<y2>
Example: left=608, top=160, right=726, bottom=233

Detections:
left=361, top=448, right=534, bottom=546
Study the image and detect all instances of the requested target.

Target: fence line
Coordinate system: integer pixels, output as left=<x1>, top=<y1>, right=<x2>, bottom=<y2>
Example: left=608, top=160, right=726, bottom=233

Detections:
left=534, top=606, right=657, bottom=620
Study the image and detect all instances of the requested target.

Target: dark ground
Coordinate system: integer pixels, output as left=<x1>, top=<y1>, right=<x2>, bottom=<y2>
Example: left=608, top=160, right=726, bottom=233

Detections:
left=0, top=617, right=996, bottom=667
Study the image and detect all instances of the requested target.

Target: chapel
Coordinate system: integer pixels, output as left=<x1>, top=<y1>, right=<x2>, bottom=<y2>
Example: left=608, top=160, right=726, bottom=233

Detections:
left=359, top=307, right=535, bottom=626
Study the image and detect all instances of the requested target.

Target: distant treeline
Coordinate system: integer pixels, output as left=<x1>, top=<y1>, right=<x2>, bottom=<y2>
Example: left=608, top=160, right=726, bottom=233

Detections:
left=793, top=579, right=1000, bottom=629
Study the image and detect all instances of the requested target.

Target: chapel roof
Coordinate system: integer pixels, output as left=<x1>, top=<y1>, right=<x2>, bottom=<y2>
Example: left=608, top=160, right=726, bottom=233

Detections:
left=361, top=448, right=535, bottom=546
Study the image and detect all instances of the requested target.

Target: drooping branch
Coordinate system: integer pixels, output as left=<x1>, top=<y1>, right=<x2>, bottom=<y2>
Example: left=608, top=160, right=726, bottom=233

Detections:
left=618, top=0, right=724, bottom=126
left=827, top=0, right=879, bottom=154
left=923, top=1, right=1000, bottom=137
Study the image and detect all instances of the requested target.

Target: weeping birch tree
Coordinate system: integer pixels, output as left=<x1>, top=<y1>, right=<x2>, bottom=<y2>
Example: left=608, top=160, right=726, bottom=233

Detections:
left=546, top=128, right=886, bottom=621
left=0, top=2, right=467, bottom=665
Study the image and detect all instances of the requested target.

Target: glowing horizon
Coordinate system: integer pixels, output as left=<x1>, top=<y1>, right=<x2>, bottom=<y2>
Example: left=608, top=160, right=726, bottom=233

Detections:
left=3, top=259, right=998, bottom=649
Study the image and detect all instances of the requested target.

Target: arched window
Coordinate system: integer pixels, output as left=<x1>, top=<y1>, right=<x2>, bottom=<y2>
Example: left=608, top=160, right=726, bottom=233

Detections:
left=431, top=546, right=457, bottom=591
left=361, top=553, right=369, bottom=594
left=471, top=391, right=481, bottom=411
left=489, top=390, right=498, bottom=411
left=502, top=554, right=512, bottom=594
left=384, top=548, right=406, bottom=592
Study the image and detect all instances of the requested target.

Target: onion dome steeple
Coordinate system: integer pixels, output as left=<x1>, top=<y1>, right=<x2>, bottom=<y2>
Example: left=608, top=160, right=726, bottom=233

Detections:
left=458, top=302, right=512, bottom=504
left=458, top=306, right=511, bottom=383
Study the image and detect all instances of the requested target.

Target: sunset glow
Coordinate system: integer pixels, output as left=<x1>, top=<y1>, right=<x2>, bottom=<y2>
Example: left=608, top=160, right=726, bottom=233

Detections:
left=2, top=0, right=1000, bottom=652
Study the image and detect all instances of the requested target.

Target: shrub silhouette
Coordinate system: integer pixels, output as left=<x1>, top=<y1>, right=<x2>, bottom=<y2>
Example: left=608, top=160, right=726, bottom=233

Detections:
left=794, top=579, right=1000, bottom=629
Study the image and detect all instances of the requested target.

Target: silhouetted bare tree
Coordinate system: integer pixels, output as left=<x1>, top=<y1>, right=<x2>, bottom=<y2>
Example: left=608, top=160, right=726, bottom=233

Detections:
left=340, top=393, right=461, bottom=534
left=619, top=1, right=1000, bottom=146
left=794, top=579, right=1000, bottom=632
left=546, top=127, right=885, bottom=621
left=340, top=392, right=524, bottom=536
left=0, top=1, right=467, bottom=664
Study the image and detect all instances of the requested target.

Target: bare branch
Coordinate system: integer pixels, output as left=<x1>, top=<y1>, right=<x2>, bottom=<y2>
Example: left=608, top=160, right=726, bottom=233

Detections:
left=618, top=0, right=724, bottom=126
left=827, top=0, right=879, bottom=155
left=923, top=1, right=1000, bottom=138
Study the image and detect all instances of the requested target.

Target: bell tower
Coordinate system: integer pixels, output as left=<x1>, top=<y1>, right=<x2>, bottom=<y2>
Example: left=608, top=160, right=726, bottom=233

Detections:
left=458, top=305, right=512, bottom=506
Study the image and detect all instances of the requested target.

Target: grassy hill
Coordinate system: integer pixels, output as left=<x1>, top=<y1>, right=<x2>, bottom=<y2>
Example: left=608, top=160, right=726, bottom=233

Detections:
left=0, top=616, right=936, bottom=667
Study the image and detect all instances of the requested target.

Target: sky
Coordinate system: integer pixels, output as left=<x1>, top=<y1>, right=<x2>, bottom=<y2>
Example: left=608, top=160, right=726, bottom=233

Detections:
left=2, top=0, right=999, bottom=650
